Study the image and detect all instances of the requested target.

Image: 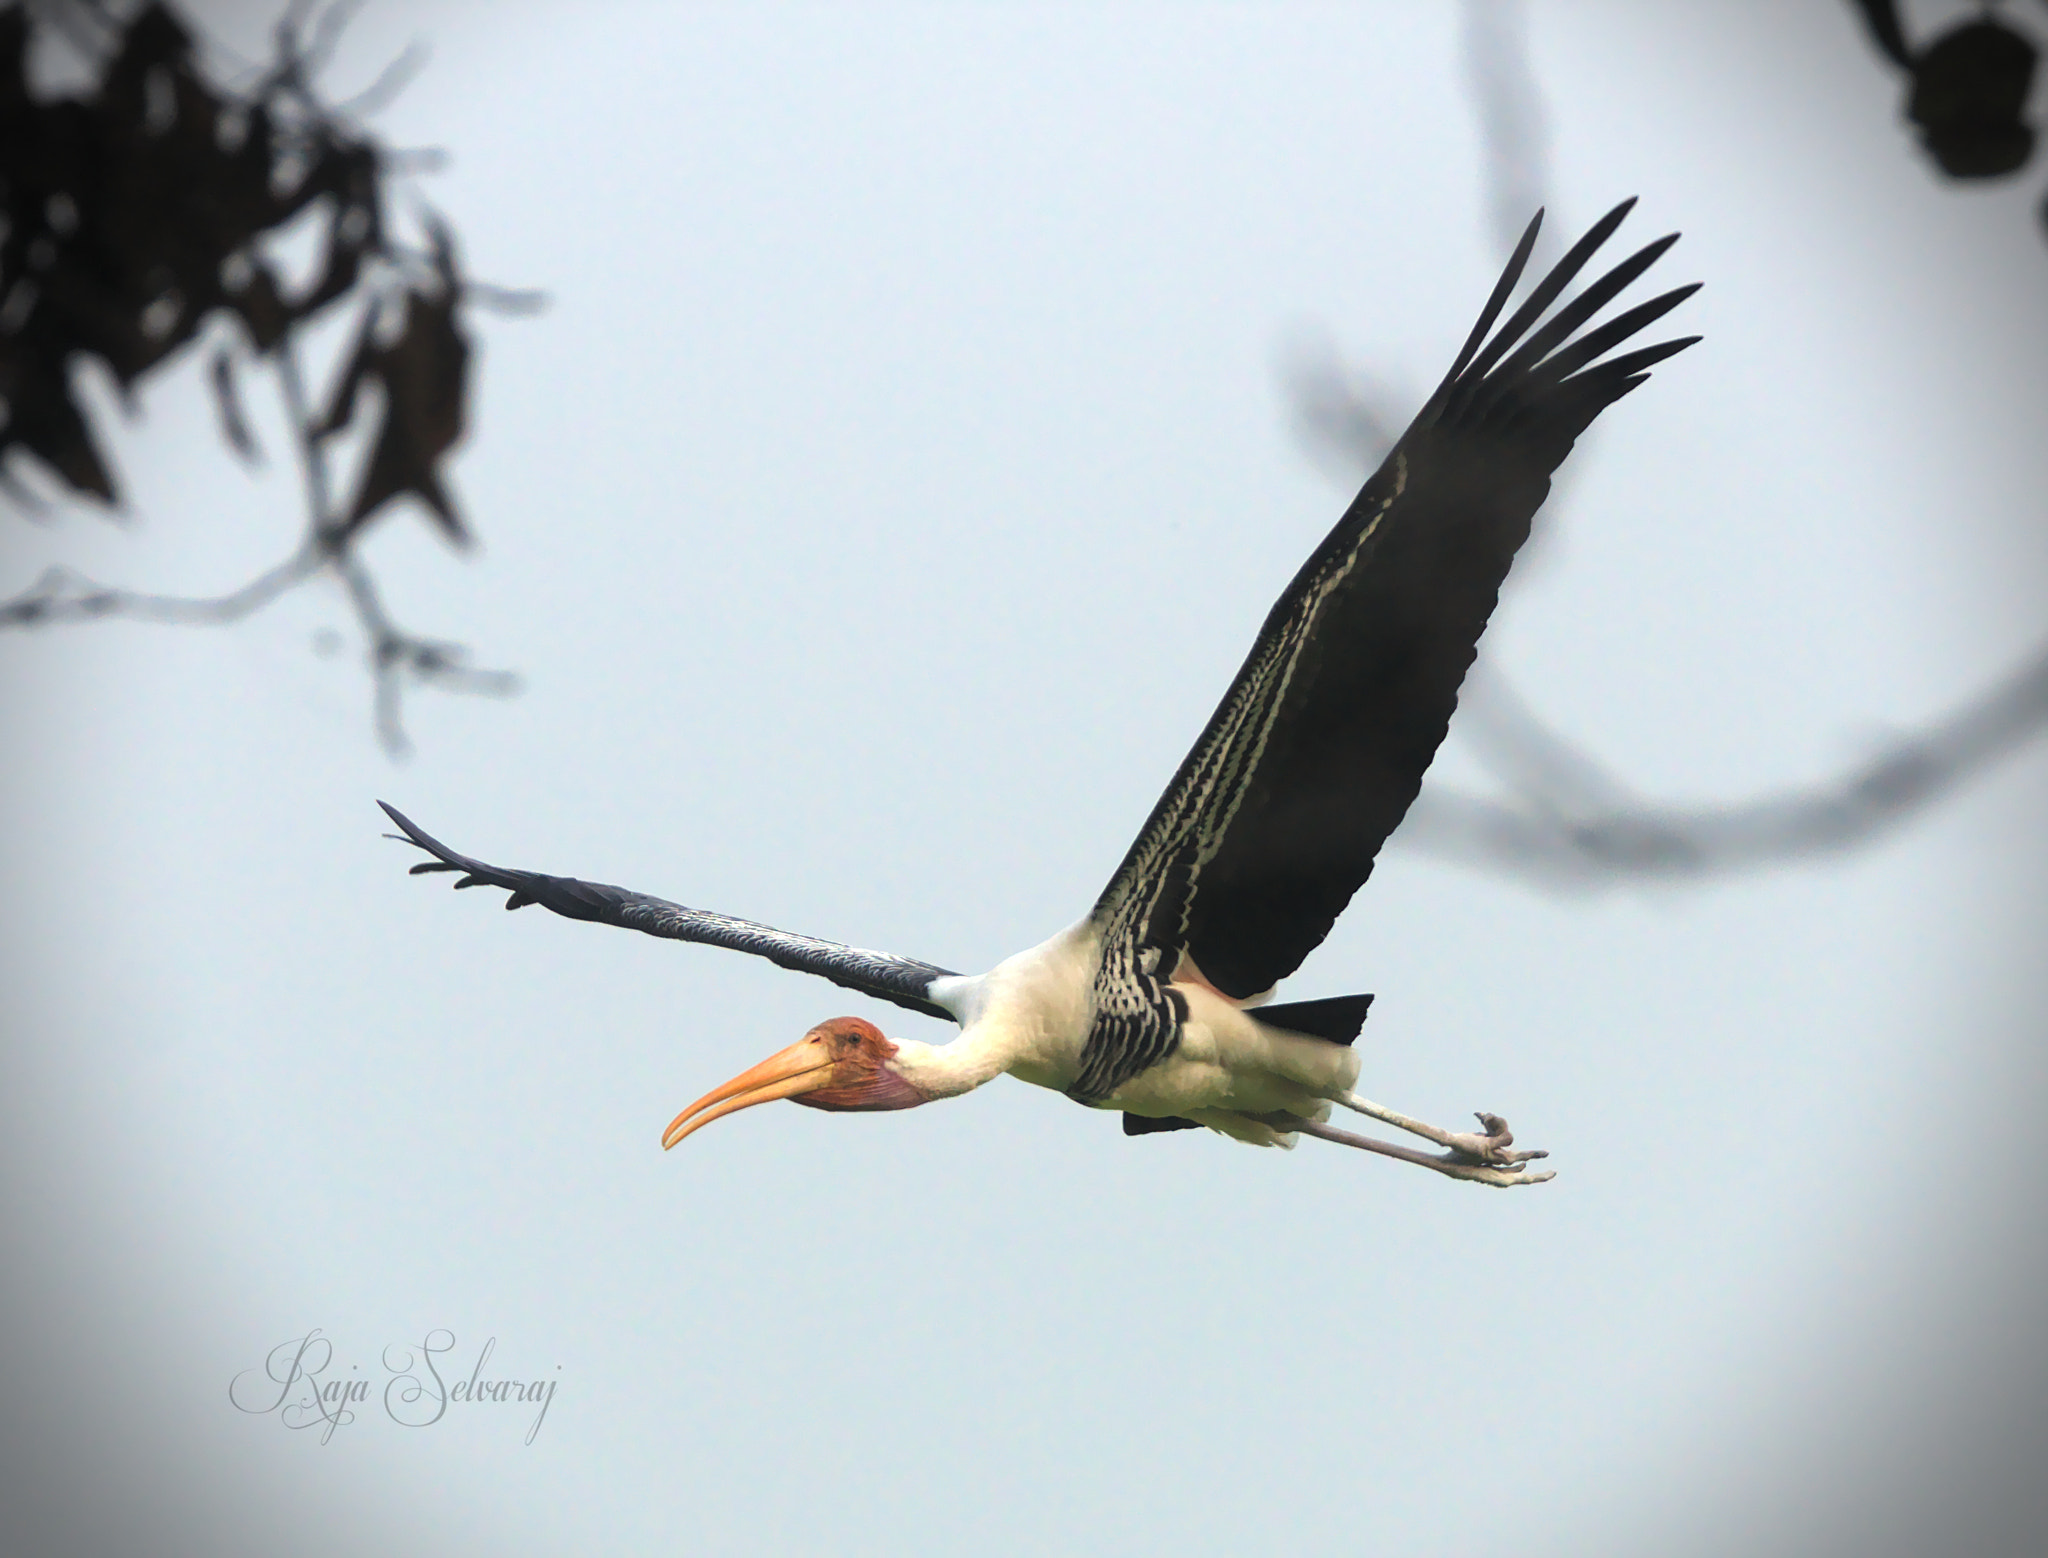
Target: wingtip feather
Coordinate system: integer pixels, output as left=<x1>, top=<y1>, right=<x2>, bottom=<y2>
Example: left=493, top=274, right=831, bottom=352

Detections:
left=1455, top=198, right=1645, bottom=391
left=1443, top=206, right=1547, bottom=383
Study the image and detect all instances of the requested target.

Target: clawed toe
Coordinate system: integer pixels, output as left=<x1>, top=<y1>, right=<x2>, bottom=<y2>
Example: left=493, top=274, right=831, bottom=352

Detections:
left=1446, top=1159, right=1555, bottom=1187
left=1442, top=1111, right=1551, bottom=1167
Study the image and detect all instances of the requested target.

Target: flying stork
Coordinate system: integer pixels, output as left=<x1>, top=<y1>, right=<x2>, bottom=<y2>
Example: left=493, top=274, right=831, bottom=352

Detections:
left=383, top=199, right=1697, bottom=1187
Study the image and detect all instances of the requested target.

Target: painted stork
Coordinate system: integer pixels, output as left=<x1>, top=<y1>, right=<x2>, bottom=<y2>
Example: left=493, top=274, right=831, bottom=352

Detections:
left=382, top=200, right=1697, bottom=1187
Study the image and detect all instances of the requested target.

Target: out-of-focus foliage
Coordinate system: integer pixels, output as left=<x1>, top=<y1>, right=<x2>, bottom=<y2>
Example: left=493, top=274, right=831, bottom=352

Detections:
left=312, top=217, right=472, bottom=546
left=0, top=0, right=471, bottom=536
left=1850, top=0, right=2044, bottom=185
left=0, top=0, right=529, bottom=754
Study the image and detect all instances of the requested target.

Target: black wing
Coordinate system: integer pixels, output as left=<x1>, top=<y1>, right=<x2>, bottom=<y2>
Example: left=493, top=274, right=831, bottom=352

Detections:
left=1094, top=200, right=1699, bottom=1004
left=378, top=803, right=959, bottom=1023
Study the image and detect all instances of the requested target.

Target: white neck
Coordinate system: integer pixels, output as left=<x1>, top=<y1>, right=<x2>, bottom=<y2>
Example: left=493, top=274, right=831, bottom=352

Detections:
left=887, top=1025, right=1023, bottom=1101
left=894, top=921, right=1102, bottom=1101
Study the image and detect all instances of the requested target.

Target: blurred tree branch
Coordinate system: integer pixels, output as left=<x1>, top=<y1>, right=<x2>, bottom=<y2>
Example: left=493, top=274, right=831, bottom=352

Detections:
left=0, top=0, right=537, bottom=754
left=1285, top=0, right=2048, bottom=888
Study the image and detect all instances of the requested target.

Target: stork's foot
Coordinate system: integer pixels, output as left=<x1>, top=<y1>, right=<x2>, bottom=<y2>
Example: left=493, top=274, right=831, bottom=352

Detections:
left=1439, top=1111, right=1550, bottom=1168
left=1338, top=1092, right=1548, bottom=1162
left=1291, top=1093, right=1555, bottom=1186
left=1289, top=1115, right=1554, bottom=1186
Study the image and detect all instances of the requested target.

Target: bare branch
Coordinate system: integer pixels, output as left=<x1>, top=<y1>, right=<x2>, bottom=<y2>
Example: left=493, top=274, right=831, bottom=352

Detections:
left=1285, top=327, right=2048, bottom=887
left=0, top=539, right=519, bottom=760
left=1400, top=648, right=2048, bottom=886
left=1847, top=0, right=1916, bottom=71
left=298, top=0, right=368, bottom=87
left=461, top=280, right=550, bottom=317
left=332, top=549, right=520, bottom=759
left=281, top=328, right=517, bottom=755
left=0, top=548, right=322, bottom=629
left=334, top=36, right=429, bottom=119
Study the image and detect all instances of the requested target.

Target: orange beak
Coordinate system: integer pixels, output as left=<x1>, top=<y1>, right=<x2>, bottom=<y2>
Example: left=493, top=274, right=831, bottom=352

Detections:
left=662, top=1038, right=839, bottom=1149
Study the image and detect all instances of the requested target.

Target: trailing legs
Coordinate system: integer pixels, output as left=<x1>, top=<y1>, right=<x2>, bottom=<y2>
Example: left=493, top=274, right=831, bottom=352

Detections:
left=1291, top=1093, right=1553, bottom=1187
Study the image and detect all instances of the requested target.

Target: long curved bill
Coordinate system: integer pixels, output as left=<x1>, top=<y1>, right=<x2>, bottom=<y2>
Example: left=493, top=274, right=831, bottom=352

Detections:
left=662, top=1041, right=836, bottom=1149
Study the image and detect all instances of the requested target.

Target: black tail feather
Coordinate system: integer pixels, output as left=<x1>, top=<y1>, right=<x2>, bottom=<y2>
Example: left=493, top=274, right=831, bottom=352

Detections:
left=1123, top=1113, right=1204, bottom=1136
left=1255, top=993, right=1376, bottom=1045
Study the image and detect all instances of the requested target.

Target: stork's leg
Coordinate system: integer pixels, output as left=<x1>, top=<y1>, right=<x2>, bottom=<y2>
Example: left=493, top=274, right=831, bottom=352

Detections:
left=1336, top=1092, right=1550, bottom=1166
left=1288, top=1115, right=1554, bottom=1187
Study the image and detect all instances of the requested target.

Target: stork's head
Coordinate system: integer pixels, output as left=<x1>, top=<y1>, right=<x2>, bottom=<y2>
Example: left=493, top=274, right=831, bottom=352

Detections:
left=662, top=1016, right=930, bottom=1148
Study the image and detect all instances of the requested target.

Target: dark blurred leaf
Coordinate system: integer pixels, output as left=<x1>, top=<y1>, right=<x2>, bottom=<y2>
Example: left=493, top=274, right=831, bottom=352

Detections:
left=95, top=3, right=194, bottom=131
left=1909, top=20, right=2038, bottom=179
left=0, top=6, right=26, bottom=115
left=338, top=280, right=472, bottom=547
left=230, top=258, right=291, bottom=352
left=0, top=345, right=118, bottom=502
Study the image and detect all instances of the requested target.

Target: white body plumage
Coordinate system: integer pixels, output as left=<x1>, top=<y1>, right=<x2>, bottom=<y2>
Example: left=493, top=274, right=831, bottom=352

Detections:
left=903, top=924, right=1361, bottom=1146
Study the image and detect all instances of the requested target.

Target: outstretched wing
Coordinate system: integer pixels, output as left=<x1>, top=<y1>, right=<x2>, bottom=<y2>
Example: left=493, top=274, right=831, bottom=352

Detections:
left=379, top=803, right=959, bottom=1023
left=1094, top=199, right=1698, bottom=1004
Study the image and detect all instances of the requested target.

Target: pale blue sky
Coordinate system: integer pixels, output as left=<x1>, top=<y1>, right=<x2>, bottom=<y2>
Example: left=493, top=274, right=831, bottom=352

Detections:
left=4, top=4, right=2047, bottom=1554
